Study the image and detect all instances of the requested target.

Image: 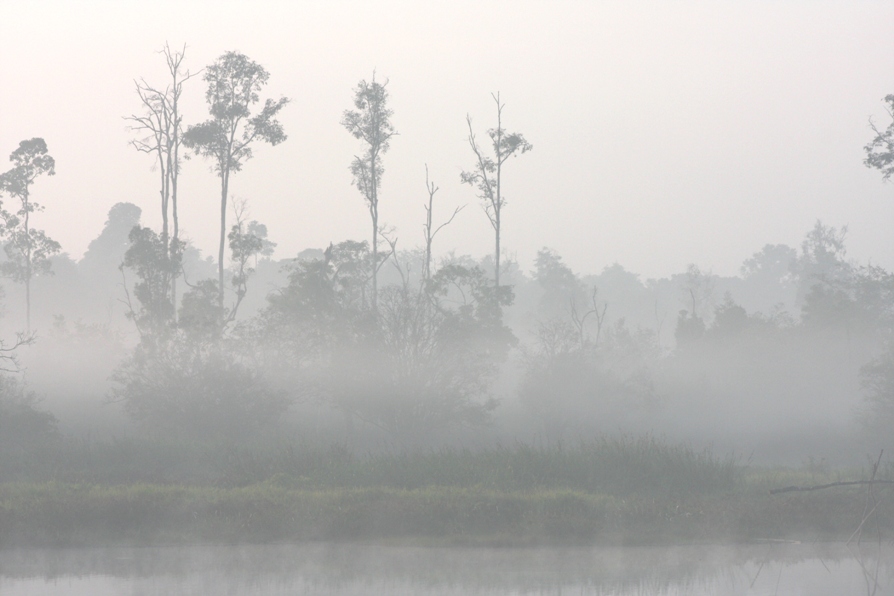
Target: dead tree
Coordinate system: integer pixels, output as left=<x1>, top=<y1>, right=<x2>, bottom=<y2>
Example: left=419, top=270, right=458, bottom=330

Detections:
left=422, top=164, right=463, bottom=283
left=570, top=287, right=608, bottom=349
left=126, top=43, right=196, bottom=315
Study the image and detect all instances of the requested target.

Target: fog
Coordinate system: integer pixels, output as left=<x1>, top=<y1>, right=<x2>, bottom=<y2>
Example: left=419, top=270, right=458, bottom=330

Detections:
left=1, top=3, right=894, bottom=594
left=2, top=208, right=892, bottom=463
left=2, top=543, right=891, bottom=595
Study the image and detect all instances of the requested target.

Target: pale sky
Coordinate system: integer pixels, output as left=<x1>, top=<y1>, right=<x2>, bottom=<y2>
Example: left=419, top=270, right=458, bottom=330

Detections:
left=1, top=1, right=892, bottom=280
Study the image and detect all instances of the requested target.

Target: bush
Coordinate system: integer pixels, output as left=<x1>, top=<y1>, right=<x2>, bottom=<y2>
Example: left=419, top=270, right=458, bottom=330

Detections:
left=0, top=375, right=58, bottom=455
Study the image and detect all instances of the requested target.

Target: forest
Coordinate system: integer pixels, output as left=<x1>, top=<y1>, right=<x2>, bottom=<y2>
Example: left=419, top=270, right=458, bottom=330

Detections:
left=0, top=45, right=893, bottom=547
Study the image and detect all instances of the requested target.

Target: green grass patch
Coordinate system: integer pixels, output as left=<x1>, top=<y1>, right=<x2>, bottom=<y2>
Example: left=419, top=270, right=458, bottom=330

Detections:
left=0, top=437, right=890, bottom=547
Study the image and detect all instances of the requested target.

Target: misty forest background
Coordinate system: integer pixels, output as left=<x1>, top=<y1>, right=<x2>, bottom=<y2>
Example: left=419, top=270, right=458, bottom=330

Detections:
left=2, top=45, right=894, bottom=473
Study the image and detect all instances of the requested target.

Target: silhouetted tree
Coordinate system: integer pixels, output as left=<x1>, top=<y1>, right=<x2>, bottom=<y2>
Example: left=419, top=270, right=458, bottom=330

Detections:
left=421, top=165, right=463, bottom=282
left=257, top=244, right=513, bottom=444
left=111, top=329, right=287, bottom=443
left=864, top=94, right=894, bottom=182
left=80, top=203, right=142, bottom=276
left=791, top=221, right=852, bottom=308
left=679, top=264, right=716, bottom=323
left=533, top=248, right=587, bottom=320
left=184, top=51, right=289, bottom=308
left=741, top=244, right=797, bottom=287
left=127, top=43, right=196, bottom=312
left=115, top=224, right=286, bottom=443
left=341, top=74, right=397, bottom=311
left=673, top=309, right=706, bottom=346
left=520, top=316, right=655, bottom=440
left=227, top=200, right=274, bottom=321
left=0, top=138, right=59, bottom=332
left=461, top=93, right=532, bottom=289
left=120, top=226, right=177, bottom=343
left=860, top=345, right=894, bottom=444
left=0, top=374, right=57, bottom=458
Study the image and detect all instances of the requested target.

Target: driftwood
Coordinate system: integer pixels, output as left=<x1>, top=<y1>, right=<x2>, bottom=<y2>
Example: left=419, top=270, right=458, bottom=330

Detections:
left=770, top=479, right=894, bottom=495
left=767, top=452, right=889, bottom=595
left=770, top=450, right=892, bottom=495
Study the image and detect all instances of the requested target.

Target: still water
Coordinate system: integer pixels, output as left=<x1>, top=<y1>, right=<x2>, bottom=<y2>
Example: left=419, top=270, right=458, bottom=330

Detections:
left=0, top=542, right=890, bottom=595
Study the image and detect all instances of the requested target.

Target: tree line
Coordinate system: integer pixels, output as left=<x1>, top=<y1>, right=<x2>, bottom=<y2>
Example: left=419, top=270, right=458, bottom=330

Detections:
left=0, top=44, right=893, bottom=454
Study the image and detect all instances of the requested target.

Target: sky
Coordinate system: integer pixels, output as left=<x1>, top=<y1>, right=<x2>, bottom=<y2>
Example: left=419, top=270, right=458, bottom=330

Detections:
left=0, top=0, right=892, bottom=280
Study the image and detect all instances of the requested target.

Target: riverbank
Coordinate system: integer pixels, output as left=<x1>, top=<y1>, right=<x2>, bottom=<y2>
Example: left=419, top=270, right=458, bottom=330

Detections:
left=0, top=438, right=890, bottom=547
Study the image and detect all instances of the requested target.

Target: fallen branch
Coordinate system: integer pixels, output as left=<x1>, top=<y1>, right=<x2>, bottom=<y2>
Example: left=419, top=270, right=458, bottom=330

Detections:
left=770, top=480, right=894, bottom=495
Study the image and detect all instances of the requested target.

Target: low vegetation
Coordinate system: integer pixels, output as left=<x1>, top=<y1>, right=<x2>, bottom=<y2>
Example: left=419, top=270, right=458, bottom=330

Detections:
left=1, top=437, right=890, bottom=547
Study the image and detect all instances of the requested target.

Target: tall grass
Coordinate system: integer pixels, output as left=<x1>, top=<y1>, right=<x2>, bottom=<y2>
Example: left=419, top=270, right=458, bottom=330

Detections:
left=302, top=437, right=739, bottom=497
left=1, top=435, right=739, bottom=498
left=1, top=436, right=891, bottom=547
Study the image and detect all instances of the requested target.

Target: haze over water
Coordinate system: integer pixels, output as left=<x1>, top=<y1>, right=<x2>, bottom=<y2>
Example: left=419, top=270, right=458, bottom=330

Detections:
left=1, top=543, right=891, bottom=596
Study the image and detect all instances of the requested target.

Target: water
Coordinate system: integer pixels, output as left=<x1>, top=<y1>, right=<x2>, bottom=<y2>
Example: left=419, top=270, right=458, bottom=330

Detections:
left=0, top=542, right=890, bottom=595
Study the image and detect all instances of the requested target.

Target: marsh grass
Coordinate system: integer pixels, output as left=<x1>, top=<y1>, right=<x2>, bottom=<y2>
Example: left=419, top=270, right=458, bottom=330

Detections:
left=11, top=436, right=738, bottom=496
left=0, top=437, right=890, bottom=547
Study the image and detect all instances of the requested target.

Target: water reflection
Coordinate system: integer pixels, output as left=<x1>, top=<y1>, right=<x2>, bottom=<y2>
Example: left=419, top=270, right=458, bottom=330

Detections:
left=0, top=542, right=890, bottom=595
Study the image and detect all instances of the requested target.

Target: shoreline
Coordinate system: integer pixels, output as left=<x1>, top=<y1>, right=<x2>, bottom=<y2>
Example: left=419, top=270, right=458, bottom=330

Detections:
left=1, top=480, right=888, bottom=549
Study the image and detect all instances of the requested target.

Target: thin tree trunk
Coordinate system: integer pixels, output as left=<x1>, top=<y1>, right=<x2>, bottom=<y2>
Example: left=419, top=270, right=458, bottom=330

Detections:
left=371, top=212, right=378, bottom=311
left=161, top=163, right=169, bottom=252
left=494, top=213, right=500, bottom=289
left=219, top=169, right=229, bottom=310
left=494, top=97, right=503, bottom=290
left=24, top=194, right=31, bottom=333
left=25, top=279, right=30, bottom=334
left=171, top=156, right=179, bottom=322
left=370, top=153, right=379, bottom=312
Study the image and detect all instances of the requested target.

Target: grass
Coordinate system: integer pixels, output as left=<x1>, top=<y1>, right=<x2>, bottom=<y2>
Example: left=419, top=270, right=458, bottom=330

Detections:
left=0, top=437, right=891, bottom=547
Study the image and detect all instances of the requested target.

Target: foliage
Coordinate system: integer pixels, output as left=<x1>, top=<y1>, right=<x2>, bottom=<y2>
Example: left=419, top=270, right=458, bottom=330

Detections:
left=121, top=226, right=181, bottom=339
left=80, top=203, right=142, bottom=275
left=460, top=94, right=532, bottom=287
left=864, top=94, right=894, bottom=182
left=0, top=375, right=58, bottom=454
left=521, top=316, right=657, bottom=438
left=0, top=138, right=60, bottom=330
left=227, top=209, right=274, bottom=318
left=341, top=75, right=396, bottom=201
left=6, top=439, right=889, bottom=547
left=741, top=244, right=797, bottom=285
left=533, top=248, right=587, bottom=320
left=790, top=220, right=851, bottom=305
left=257, top=244, right=514, bottom=442
left=678, top=264, right=716, bottom=322
left=115, top=222, right=286, bottom=443
left=183, top=51, right=289, bottom=307
left=860, top=346, right=894, bottom=442
left=111, top=337, right=288, bottom=444
left=184, top=52, right=289, bottom=174
left=126, top=44, right=195, bottom=313
left=341, top=74, right=397, bottom=310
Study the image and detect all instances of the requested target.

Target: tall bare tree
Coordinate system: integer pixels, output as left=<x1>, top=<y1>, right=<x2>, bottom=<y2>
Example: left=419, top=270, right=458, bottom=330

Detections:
left=422, top=165, right=463, bottom=282
left=341, top=73, right=396, bottom=311
left=126, top=43, right=197, bottom=314
left=0, top=138, right=59, bottom=333
left=184, top=51, right=289, bottom=309
left=461, top=93, right=532, bottom=289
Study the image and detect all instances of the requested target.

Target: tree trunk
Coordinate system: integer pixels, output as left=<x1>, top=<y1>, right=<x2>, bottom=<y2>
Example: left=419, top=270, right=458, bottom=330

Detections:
left=25, top=277, right=31, bottom=334
left=494, top=215, right=500, bottom=289
left=219, top=169, right=229, bottom=310
left=24, top=198, right=31, bottom=334
left=370, top=154, right=379, bottom=313
left=494, top=163, right=501, bottom=289
left=171, top=159, right=179, bottom=323
left=371, top=211, right=378, bottom=311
